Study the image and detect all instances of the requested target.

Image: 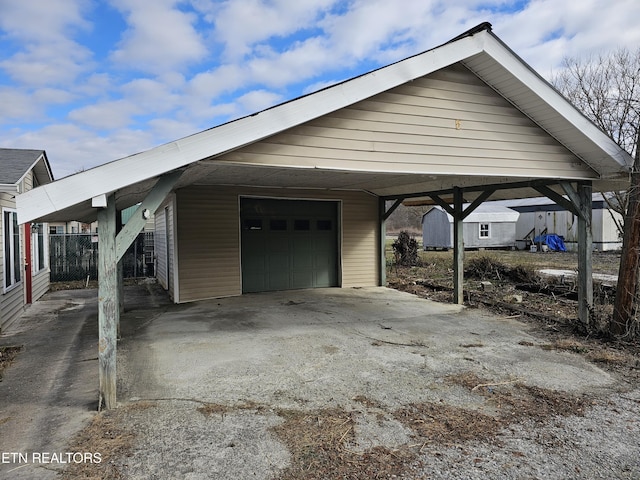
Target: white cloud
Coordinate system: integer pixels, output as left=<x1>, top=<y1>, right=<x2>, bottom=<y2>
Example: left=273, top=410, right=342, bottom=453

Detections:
left=0, top=88, right=44, bottom=123
left=68, top=100, right=141, bottom=130
left=200, top=0, right=336, bottom=59
left=0, top=123, right=157, bottom=178
left=236, top=89, right=283, bottom=113
left=110, top=0, right=207, bottom=74
left=0, top=0, right=94, bottom=87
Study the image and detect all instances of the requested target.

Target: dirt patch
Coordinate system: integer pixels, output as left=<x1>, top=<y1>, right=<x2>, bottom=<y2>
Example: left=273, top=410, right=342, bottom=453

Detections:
left=267, top=371, right=592, bottom=479
left=271, top=408, right=415, bottom=480
left=61, top=402, right=155, bottom=480
left=0, top=345, right=22, bottom=381
left=388, top=250, right=640, bottom=360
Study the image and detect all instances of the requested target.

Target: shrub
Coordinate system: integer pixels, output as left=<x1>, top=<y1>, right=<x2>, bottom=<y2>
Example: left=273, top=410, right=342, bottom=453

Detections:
left=392, top=231, right=420, bottom=266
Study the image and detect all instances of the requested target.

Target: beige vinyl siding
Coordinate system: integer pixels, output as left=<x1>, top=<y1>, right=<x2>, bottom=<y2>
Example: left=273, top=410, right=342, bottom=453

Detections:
left=0, top=193, right=23, bottom=331
left=175, top=186, right=379, bottom=303
left=176, top=187, right=241, bottom=302
left=217, top=63, right=596, bottom=180
left=32, top=269, right=49, bottom=302
left=341, top=192, right=379, bottom=287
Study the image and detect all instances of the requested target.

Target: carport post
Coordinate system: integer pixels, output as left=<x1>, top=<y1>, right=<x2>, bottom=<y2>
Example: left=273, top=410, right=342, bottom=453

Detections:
left=577, top=181, right=593, bottom=327
left=97, top=193, right=119, bottom=410
left=453, top=187, right=464, bottom=304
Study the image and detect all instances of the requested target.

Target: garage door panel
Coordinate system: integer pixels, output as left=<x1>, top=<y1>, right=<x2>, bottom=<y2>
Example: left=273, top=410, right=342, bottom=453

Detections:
left=241, top=198, right=338, bottom=293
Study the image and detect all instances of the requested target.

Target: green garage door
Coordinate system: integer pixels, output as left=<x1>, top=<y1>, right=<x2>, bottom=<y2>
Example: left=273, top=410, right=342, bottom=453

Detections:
left=241, top=198, right=339, bottom=293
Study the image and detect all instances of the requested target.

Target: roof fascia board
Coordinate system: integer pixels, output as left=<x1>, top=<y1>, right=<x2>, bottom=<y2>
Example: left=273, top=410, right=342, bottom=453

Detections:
left=479, top=34, right=633, bottom=172
left=0, top=184, right=18, bottom=193
left=16, top=36, right=484, bottom=225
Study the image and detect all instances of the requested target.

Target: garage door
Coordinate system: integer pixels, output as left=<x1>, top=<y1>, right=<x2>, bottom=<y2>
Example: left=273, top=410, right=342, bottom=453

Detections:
left=241, top=198, right=339, bottom=293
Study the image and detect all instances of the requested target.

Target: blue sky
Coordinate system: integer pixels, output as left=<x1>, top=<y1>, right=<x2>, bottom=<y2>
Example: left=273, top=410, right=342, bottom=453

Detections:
left=1, top=0, right=639, bottom=178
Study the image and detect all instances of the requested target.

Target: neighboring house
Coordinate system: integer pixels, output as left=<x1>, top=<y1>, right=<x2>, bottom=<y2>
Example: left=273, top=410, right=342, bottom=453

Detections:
left=494, top=194, right=623, bottom=251
left=16, top=23, right=634, bottom=407
left=48, top=221, right=97, bottom=234
left=0, top=148, right=54, bottom=331
left=422, top=204, right=519, bottom=250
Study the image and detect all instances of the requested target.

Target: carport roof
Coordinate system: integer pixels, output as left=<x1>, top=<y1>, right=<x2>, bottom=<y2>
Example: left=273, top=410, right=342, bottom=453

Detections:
left=17, top=23, right=633, bottom=224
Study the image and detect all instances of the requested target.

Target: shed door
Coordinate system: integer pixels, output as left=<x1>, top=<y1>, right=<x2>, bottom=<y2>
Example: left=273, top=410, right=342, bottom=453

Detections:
left=241, top=198, right=339, bottom=293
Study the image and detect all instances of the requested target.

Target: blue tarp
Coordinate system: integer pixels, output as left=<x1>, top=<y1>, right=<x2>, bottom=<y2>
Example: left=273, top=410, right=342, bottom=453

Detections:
left=533, top=234, right=566, bottom=252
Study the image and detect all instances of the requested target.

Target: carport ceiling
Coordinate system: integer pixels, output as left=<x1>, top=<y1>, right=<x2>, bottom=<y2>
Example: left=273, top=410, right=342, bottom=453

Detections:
left=53, top=159, right=619, bottom=224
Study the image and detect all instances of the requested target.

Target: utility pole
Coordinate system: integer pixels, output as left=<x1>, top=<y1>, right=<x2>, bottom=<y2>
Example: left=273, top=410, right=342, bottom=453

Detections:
left=612, top=125, right=640, bottom=336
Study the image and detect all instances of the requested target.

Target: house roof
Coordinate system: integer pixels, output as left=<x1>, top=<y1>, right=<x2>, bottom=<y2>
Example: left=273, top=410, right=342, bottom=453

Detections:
left=424, top=204, right=520, bottom=224
left=0, top=148, right=53, bottom=193
left=17, top=23, right=633, bottom=224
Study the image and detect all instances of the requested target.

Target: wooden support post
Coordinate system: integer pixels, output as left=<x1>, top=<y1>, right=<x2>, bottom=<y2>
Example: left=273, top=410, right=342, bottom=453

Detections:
left=453, top=187, right=464, bottom=304
left=97, top=193, right=118, bottom=410
left=379, top=197, right=387, bottom=286
left=577, top=181, right=593, bottom=328
left=116, top=211, right=124, bottom=337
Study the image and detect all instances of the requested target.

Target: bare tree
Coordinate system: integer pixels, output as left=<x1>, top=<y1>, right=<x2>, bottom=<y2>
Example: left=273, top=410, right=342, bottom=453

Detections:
left=552, top=48, right=640, bottom=337
left=553, top=48, right=640, bottom=234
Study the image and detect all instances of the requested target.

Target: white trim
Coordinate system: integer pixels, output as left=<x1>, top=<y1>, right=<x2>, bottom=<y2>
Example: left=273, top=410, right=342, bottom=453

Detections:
left=169, top=194, right=180, bottom=303
left=479, top=223, right=491, bottom=239
left=2, top=208, right=22, bottom=293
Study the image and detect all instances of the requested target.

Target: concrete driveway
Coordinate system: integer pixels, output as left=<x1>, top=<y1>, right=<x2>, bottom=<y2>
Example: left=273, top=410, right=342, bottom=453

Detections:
left=2, top=284, right=637, bottom=479
left=118, top=286, right=612, bottom=408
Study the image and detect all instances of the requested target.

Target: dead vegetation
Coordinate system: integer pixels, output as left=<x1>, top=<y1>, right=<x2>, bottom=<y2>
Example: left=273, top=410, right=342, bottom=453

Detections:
left=268, top=371, right=591, bottom=479
left=60, top=402, right=155, bottom=480
left=0, top=345, right=22, bottom=381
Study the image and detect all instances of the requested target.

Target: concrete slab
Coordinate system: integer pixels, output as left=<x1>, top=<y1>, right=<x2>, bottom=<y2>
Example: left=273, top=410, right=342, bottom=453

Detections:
left=118, top=287, right=613, bottom=410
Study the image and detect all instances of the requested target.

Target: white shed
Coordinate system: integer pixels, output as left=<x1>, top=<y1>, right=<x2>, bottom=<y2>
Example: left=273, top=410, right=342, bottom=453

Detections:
left=422, top=204, right=520, bottom=250
left=494, top=194, right=622, bottom=251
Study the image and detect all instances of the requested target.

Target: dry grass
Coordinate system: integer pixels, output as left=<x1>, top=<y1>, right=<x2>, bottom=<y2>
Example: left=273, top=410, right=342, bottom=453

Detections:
left=0, top=345, right=22, bottom=381
left=60, top=402, right=156, bottom=480
left=272, top=408, right=415, bottom=480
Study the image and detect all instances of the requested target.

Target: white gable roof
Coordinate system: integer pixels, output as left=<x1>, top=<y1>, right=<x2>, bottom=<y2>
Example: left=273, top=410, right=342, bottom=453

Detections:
left=17, top=23, right=633, bottom=224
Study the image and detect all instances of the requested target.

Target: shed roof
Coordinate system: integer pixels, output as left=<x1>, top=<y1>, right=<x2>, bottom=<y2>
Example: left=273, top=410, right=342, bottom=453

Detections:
left=0, top=148, right=53, bottom=193
left=16, top=23, right=633, bottom=224
left=424, top=204, right=520, bottom=224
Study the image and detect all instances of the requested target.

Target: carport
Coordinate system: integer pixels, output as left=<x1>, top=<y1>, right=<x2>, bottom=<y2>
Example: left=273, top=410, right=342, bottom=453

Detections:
left=16, top=23, right=632, bottom=409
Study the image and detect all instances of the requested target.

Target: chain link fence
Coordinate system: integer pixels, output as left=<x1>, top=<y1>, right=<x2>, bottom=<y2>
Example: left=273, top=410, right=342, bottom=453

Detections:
left=49, top=232, right=154, bottom=282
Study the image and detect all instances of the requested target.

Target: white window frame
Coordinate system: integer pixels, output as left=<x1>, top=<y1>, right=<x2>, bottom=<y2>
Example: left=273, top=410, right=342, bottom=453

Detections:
left=3, top=208, right=22, bottom=292
left=479, top=223, right=490, bottom=239
left=31, top=223, right=48, bottom=275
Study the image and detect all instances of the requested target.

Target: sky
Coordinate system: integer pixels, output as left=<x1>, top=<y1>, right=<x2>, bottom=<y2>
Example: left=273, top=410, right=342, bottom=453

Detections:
left=1, top=0, right=639, bottom=179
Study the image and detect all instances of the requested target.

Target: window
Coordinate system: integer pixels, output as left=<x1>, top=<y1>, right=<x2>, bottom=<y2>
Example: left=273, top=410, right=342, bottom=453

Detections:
left=32, top=223, right=47, bottom=274
left=317, top=220, right=332, bottom=231
left=270, top=219, right=287, bottom=231
left=243, top=219, right=262, bottom=230
left=294, top=219, right=310, bottom=231
left=3, top=209, right=21, bottom=290
left=479, top=223, right=490, bottom=239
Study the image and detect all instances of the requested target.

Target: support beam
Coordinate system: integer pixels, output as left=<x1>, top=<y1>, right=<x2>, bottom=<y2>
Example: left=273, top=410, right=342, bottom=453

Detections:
left=428, top=194, right=455, bottom=216
left=461, top=189, right=495, bottom=220
left=382, top=198, right=404, bottom=221
left=453, top=187, right=464, bottom=304
left=97, top=194, right=118, bottom=410
left=534, top=184, right=580, bottom=217
left=115, top=170, right=183, bottom=262
left=577, top=181, right=593, bottom=328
